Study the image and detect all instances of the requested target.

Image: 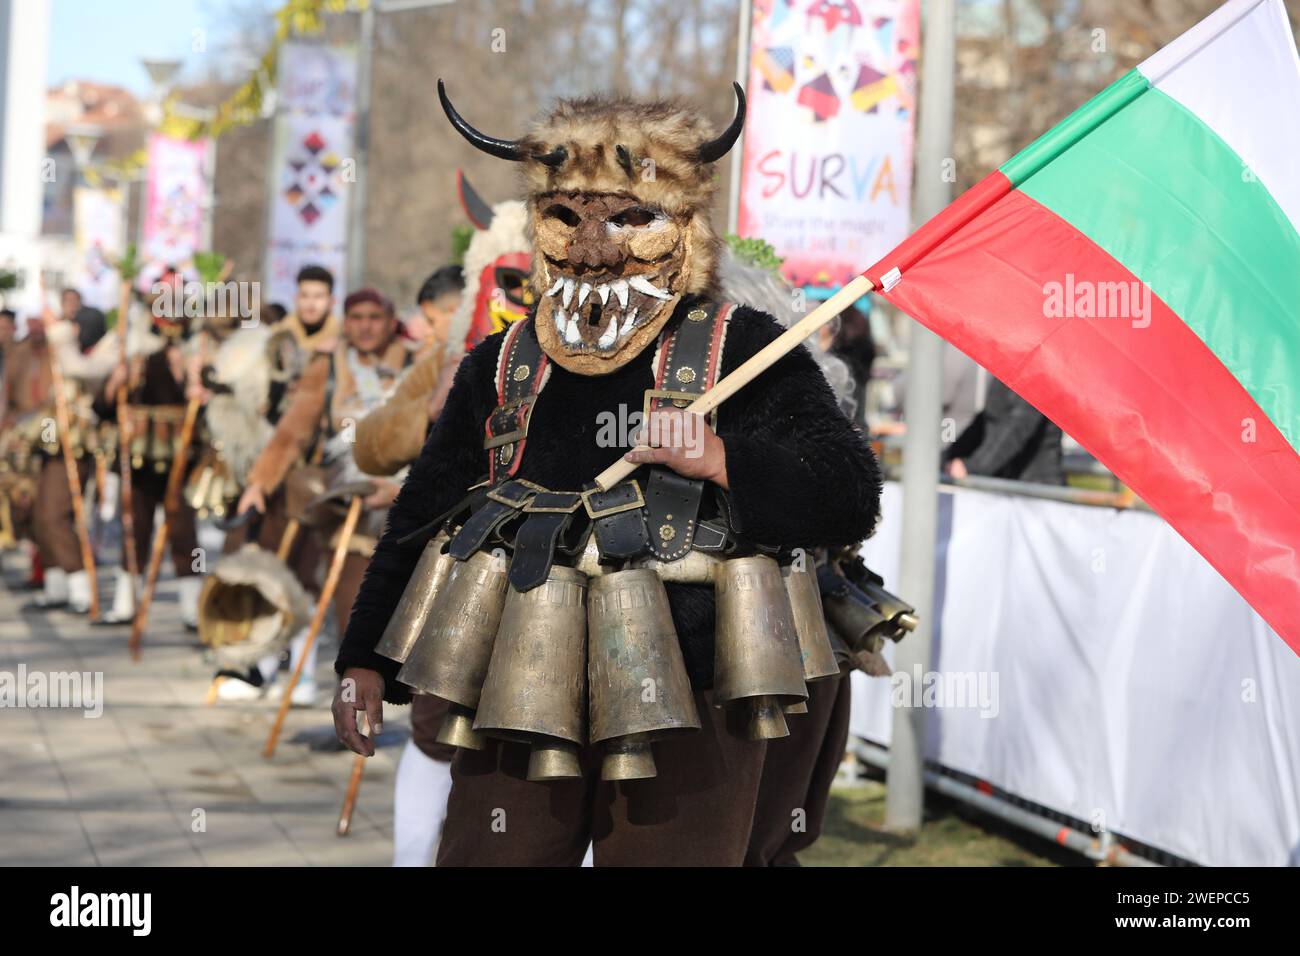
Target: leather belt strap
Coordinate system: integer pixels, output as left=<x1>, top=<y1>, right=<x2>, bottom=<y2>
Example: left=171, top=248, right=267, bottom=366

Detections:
left=583, top=480, right=648, bottom=560
left=485, top=320, right=549, bottom=483
left=448, top=478, right=540, bottom=560
left=510, top=491, right=583, bottom=591
left=644, top=469, right=704, bottom=562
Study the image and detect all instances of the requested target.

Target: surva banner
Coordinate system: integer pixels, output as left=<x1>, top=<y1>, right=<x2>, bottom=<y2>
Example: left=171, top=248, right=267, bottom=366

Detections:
left=737, top=0, right=919, bottom=289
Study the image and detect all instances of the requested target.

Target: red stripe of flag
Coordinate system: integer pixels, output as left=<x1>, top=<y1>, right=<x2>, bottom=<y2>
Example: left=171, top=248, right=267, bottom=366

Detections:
left=868, top=188, right=1300, bottom=651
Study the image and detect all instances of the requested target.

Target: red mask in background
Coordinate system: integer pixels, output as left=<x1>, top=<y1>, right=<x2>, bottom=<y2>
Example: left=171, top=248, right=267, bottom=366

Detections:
left=465, top=252, right=534, bottom=351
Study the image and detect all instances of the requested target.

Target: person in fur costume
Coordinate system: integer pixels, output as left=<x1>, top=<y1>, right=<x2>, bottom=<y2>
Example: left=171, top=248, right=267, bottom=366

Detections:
left=331, top=84, right=882, bottom=866
left=233, top=289, right=416, bottom=705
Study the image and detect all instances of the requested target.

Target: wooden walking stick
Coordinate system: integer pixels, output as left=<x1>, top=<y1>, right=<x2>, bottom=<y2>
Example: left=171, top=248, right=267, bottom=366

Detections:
left=128, top=397, right=202, bottom=660
left=264, top=494, right=363, bottom=759
left=337, top=716, right=368, bottom=837
left=41, top=291, right=100, bottom=619
left=594, top=274, right=876, bottom=491
left=113, top=257, right=140, bottom=596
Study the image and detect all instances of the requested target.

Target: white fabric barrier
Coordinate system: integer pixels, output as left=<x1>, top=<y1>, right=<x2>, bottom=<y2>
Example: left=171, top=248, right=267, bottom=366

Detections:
left=853, top=481, right=1300, bottom=866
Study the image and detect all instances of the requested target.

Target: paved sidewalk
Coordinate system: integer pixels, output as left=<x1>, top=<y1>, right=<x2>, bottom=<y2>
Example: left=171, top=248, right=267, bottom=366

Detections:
left=0, top=553, right=405, bottom=866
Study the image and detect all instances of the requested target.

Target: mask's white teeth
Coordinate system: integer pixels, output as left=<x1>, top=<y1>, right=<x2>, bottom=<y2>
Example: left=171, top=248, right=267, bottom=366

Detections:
left=628, top=276, right=671, bottom=300
left=611, top=279, right=629, bottom=309
left=577, top=283, right=592, bottom=308
left=554, top=307, right=567, bottom=334
left=561, top=278, right=575, bottom=308
left=564, top=315, right=582, bottom=345
left=597, top=318, right=618, bottom=350
left=545, top=278, right=564, bottom=297
left=619, top=308, right=638, bottom=337
left=596, top=284, right=610, bottom=305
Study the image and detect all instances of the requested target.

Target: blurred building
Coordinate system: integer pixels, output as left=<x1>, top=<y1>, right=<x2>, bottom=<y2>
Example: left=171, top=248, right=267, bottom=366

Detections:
left=0, top=0, right=50, bottom=316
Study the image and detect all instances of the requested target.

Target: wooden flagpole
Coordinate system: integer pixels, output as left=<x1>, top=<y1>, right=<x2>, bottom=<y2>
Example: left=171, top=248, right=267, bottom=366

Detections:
left=594, top=273, right=876, bottom=491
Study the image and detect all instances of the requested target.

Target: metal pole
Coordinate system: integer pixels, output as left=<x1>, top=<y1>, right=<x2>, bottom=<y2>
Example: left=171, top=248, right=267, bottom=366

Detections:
left=726, top=0, right=753, bottom=235
left=346, top=2, right=376, bottom=292
left=884, top=0, right=955, bottom=834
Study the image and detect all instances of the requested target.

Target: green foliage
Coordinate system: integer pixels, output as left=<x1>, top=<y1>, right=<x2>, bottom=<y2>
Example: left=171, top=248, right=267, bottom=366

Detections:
left=193, top=251, right=227, bottom=285
left=450, top=224, right=474, bottom=266
left=115, top=244, right=141, bottom=282
left=725, top=234, right=784, bottom=274
left=0, top=269, right=18, bottom=292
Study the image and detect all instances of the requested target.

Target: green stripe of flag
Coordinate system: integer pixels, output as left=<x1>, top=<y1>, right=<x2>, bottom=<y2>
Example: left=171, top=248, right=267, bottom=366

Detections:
left=1000, top=69, right=1150, bottom=188
left=1015, top=85, right=1300, bottom=451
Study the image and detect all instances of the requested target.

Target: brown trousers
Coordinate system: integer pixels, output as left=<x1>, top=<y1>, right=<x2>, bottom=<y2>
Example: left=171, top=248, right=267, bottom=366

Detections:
left=131, top=471, right=199, bottom=578
left=33, top=456, right=90, bottom=572
left=744, top=673, right=852, bottom=867
left=436, top=690, right=766, bottom=867
left=411, top=695, right=455, bottom=762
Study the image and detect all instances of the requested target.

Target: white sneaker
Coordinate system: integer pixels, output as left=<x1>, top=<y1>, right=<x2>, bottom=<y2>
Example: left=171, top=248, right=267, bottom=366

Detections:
left=97, top=571, right=137, bottom=625
left=34, top=568, right=69, bottom=608
left=67, top=570, right=92, bottom=614
left=215, top=675, right=267, bottom=702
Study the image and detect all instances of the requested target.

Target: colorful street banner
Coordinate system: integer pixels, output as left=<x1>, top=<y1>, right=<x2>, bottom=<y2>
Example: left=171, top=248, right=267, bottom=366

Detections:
left=265, top=41, right=357, bottom=307
left=863, top=0, right=1300, bottom=651
left=738, top=0, right=919, bottom=289
left=73, top=185, right=124, bottom=311
left=140, top=133, right=211, bottom=291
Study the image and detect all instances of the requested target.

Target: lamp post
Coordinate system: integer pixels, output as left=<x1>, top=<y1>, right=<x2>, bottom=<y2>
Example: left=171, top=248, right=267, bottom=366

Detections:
left=345, top=0, right=457, bottom=290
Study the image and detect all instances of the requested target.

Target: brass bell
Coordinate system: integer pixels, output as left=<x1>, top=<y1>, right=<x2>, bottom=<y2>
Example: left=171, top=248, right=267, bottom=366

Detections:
left=375, top=533, right=453, bottom=664
left=861, top=581, right=919, bottom=641
left=587, top=569, right=700, bottom=781
left=713, top=556, right=808, bottom=740
left=396, top=549, right=509, bottom=751
left=782, top=557, right=840, bottom=683
left=473, top=565, right=588, bottom=781
left=822, top=579, right=891, bottom=653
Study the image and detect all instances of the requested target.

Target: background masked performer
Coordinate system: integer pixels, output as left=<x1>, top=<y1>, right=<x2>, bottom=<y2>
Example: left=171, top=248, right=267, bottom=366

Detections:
left=332, top=84, right=881, bottom=866
left=235, top=289, right=414, bottom=704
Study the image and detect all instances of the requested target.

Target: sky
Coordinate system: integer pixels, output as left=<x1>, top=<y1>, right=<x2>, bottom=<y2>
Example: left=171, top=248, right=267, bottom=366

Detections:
left=45, top=0, right=273, bottom=94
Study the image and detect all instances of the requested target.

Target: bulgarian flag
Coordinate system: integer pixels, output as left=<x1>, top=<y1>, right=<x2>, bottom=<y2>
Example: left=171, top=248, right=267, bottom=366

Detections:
left=864, top=0, right=1300, bottom=651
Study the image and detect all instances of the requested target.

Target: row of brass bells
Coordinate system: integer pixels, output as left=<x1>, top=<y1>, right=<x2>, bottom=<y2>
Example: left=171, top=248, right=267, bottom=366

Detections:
left=396, top=548, right=509, bottom=750
left=822, top=573, right=916, bottom=653
left=588, top=569, right=700, bottom=780
left=781, top=557, right=840, bottom=714
left=473, top=565, right=589, bottom=781
left=713, top=556, right=808, bottom=740
left=375, top=533, right=454, bottom=663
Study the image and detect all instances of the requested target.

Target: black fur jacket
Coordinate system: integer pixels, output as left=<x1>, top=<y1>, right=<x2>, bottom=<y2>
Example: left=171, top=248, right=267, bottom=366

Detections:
left=337, top=296, right=882, bottom=704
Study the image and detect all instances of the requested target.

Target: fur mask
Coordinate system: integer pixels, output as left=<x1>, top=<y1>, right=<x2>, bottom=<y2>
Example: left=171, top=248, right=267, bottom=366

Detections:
left=439, top=81, right=745, bottom=375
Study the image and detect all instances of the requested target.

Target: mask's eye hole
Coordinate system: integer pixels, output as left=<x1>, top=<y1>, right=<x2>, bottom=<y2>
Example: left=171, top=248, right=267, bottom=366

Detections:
left=609, top=206, right=659, bottom=228
left=543, top=204, right=582, bottom=227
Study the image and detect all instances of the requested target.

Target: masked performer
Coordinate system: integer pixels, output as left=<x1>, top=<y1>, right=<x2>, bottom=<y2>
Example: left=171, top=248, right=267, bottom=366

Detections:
left=88, top=286, right=205, bottom=627
left=2, top=313, right=94, bottom=610
left=233, top=289, right=414, bottom=704
left=332, top=84, right=881, bottom=866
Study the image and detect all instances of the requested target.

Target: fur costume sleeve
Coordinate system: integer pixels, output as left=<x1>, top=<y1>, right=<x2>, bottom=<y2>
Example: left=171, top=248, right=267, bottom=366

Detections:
left=245, top=353, right=330, bottom=493
left=335, top=335, right=501, bottom=703
left=717, top=306, right=882, bottom=548
left=352, top=349, right=445, bottom=476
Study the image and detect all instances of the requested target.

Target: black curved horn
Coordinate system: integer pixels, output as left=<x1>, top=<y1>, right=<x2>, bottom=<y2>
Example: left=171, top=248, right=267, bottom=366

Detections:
left=696, top=82, right=746, bottom=164
left=439, top=79, right=526, bottom=162
left=457, top=170, right=495, bottom=230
